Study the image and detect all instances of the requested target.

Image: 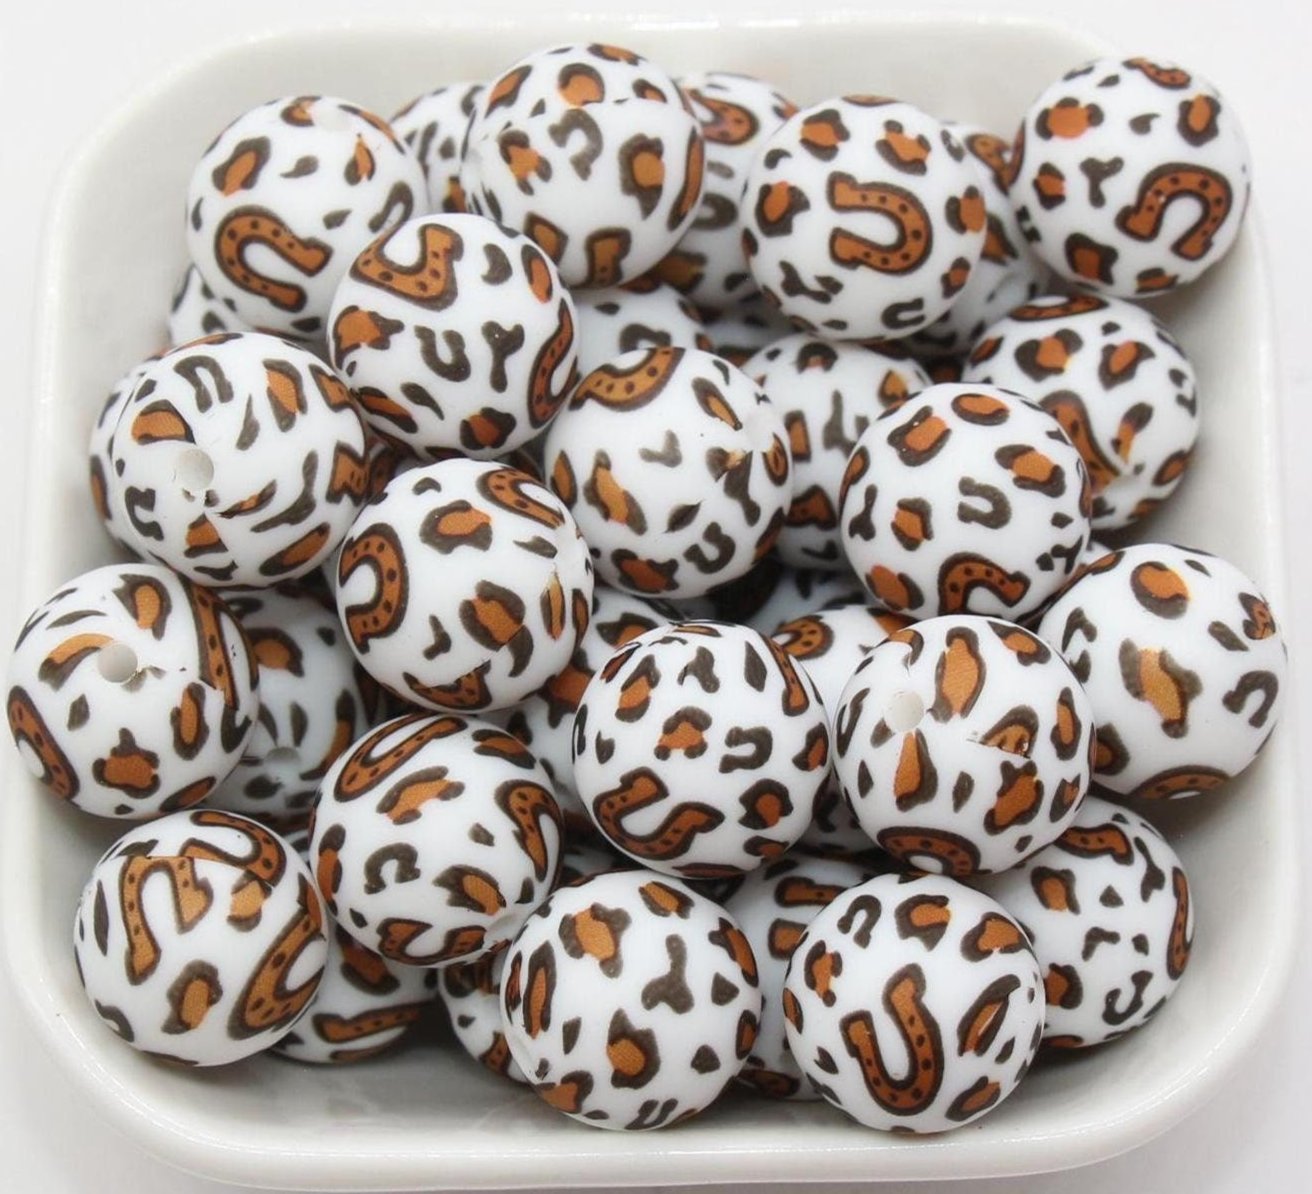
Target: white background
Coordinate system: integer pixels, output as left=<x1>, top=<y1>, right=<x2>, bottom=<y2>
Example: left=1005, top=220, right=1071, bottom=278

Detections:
left=0, top=1, right=1307, bottom=1191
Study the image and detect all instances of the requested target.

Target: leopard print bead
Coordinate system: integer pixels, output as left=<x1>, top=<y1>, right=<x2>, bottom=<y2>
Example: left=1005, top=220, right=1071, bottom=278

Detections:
left=1010, top=57, right=1251, bottom=297
left=977, top=794, right=1193, bottom=1049
left=699, top=294, right=796, bottom=367
left=1037, top=543, right=1286, bottom=799
left=574, top=281, right=709, bottom=377
left=327, top=213, right=579, bottom=459
left=906, top=124, right=1047, bottom=359
left=572, top=620, right=830, bottom=877
left=106, top=333, right=369, bottom=587
left=390, top=82, right=484, bottom=213
left=72, top=810, right=328, bottom=1065
left=186, top=96, right=425, bottom=340
left=169, top=264, right=251, bottom=346
left=500, top=868, right=763, bottom=1129
left=741, top=97, right=986, bottom=341
left=744, top=334, right=930, bottom=569
left=461, top=44, right=705, bottom=289
left=334, top=457, right=593, bottom=713
left=310, top=712, right=563, bottom=968
left=838, top=383, right=1093, bottom=620
left=653, top=72, right=798, bottom=311
left=963, top=292, right=1199, bottom=530
left=725, top=854, right=877, bottom=1099
left=88, top=356, right=158, bottom=551
left=544, top=346, right=792, bottom=599
left=437, top=950, right=527, bottom=1084
left=495, top=584, right=676, bottom=837
left=832, top=614, right=1094, bottom=875
left=6, top=564, right=258, bottom=819
left=209, top=584, right=380, bottom=823
left=271, top=827, right=436, bottom=1064
left=782, top=872, right=1043, bottom=1132
left=773, top=602, right=914, bottom=856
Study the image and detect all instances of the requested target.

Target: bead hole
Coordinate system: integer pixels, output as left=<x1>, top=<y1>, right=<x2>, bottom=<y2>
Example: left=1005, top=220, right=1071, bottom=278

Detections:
left=173, top=448, right=214, bottom=500
left=97, top=642, right=139, bottom=684
left=885, top=690, right=926, bottom=733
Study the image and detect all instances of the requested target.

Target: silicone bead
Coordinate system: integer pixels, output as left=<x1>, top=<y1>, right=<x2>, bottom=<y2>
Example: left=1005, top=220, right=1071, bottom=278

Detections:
left=72, top=810, right=327, bottom=1064
left=1037, top=543, right=1286, bottom=799
left=328, top=213, right=579, bottom=459
left=390, top=83, right=484, bottom=213
left=782, top=872, right=1043, bottom=1132
left=334, top=457, right=593, bottom=713
left=839, top=383, right=1093, bottom=620
left=186, top=96, right=425, bottom=340
left=461, top=44, right=705, bottom=288
left=309, top=712, right=563, bottom=967
left=977, top=794, right=1193, bottom=1048
left=544, top=346, right=791, bottom=599
left=1010, top=56, right=1251, bottom=298
left=741, top=97, right=986, bottom=340
left=963, top=292, right=1199, bottom=530
left=6, top=563, right=257, bottom=819
left=106, top=333, right=369, bottom=587
left=572, top=620, right=830, bottom=877
left=831, top=614, right=1094, bottom=874
left=499, top=869, right=763, bottom=1128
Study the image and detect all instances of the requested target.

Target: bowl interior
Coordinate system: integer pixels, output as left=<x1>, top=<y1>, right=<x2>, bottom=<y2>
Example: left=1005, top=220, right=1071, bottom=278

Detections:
left=1, top=13, right=1294, bottom=1190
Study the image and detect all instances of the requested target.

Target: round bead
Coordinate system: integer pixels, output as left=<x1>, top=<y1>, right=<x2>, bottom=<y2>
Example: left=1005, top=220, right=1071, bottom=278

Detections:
left=572, top=621, right=830, bottom=877
left=390, top=83, right=484, bottom=213
left=496, top=584, right=675, bottom=836
left=310, top=712, right=563, bottom=967
left=106, top=333, right=369, bottom=587
left=186, top=96, right=425, bottom=340
left=977, top=794, right=1193, bottom=1048
left=1010, top=56, right=1251, bottom=298
left=653, top=72, right=798, bottom=311
left=461, top=44, right=705, bottom=288
left=773, top=602, right=914, bottom=855
left=209, top=584, right=379, bottom=823
left=328, top=213, right=579, bottom=459
left=725, top=854, right=876, bottom=1098
left=72, top=810, right=328, bottom=1065
left=1037, top=543, right=1286, bottom=799
left=742, top=97, right=986, bottom=340
left=782, top=872, right=1043, bottom=1132
left=574, top=281, right=708, bottom=377
left=6, top=564, right=258, bottom=819
left=744, top=334, right=930, bottom=569
left=169, top=264, right=250, bottom=346
left=500, top=869, right=763, bottom=1129
left=906, top=126, right=1047, bottom=358
left=963, top=292, right=1199, bottom=530
left=832, top=614, right=1094, bottom=874
left=436, top=951, right=527, bottom=1083
left=544, top=346, right=791, bottom=599
left=273, top=920, right=435, bottom=1063
left=269, top=826, right=436, bottom=1063
left=839, top=383, right=1093, bottom=620
left=700, top=295, right=796, bottom=367
left=309, top=713, right=561, bottom=965
left=88, top=357, right=158, bottom=551
left=334, top=457, right=592, bottom=713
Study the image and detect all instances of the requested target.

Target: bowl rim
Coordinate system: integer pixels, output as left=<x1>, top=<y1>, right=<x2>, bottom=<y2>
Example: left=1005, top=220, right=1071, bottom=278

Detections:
left=1, top=11, right=1299, bottom=1190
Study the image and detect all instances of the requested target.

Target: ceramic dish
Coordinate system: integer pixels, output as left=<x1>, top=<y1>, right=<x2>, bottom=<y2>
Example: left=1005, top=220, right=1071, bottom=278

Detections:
left=0, top=13, right=1294, bottom=1190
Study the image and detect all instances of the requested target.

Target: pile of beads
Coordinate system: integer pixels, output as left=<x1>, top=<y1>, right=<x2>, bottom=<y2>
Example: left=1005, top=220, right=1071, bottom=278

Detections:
left=4, top=37, right=1286, bottom=1139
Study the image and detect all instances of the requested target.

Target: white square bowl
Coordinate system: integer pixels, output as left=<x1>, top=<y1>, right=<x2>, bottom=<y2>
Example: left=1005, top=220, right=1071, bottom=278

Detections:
left=0, top=13, right=1295, bottom=1190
